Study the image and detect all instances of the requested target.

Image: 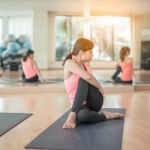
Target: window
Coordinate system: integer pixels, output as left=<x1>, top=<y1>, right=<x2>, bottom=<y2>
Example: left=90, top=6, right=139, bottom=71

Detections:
left=55, top=16, right=84, bottom=61
left=91, top=16, right=131, bottom=61
left=0, top=16, right=32, bottom=56
left=55, top=16, right=131, bottom=61
left=8, top=16, right=32, bottom=38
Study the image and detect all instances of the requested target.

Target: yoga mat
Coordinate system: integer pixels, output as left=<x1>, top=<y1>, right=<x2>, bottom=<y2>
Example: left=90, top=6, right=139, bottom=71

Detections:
left=26, top=108, right=125, bottom=150
left=46, top=78, right=64, bottom=83
left=0, top=78, right=18, bottom=84
left=99, top=80, right=132, bottom=86
left=0, top=113, right=32, bottom=136
left=134, top=80, right=150, bottom=84
left=20, top=78, right=64, bottom=84
left=98, top=79, right=117, bottom=85
left=0, top=78, right=63, bottom=84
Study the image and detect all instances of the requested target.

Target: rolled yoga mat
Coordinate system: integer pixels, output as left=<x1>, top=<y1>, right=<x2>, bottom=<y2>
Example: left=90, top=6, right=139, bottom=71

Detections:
left=0, top=113, right=32, bottom=136
left=26, top=108, right=125, bottom=150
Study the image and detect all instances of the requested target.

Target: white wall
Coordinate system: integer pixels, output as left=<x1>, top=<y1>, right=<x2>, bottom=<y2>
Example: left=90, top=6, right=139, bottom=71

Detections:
left=32, top=9, right=49, bottom=69
left=133, top=15, right=150, bottom=69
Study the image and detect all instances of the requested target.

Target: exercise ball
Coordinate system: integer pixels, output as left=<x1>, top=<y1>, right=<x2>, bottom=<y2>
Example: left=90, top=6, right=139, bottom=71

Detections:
left=18, top=35, right=30, bottom=46
left=2, top=50, right=11, bottom=58
left=23, top=42, right=32, bottom=50
left=0, top=47, right=6, bottom=54
left=18, top=48, right=28, bottom=56
left=6, top=34, right=16, bottom=43
left=7, top=42, right=21, bottom=53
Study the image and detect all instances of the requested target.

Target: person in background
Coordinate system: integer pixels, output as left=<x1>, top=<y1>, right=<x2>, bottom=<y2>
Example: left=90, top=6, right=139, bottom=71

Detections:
left=22, top=50, right=44, bottom=83
left=111, top=46, right=133, bottom=84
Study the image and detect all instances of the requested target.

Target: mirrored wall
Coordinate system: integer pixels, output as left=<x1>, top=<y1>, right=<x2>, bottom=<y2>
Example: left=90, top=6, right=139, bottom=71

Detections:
left=134, top=29, right=150, bottom=84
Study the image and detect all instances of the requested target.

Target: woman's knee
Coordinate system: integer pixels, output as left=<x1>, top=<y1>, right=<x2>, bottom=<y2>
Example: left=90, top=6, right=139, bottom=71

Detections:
left=78, top=78, right=89, bottom=86
left=75, top=78, right=89, bottom=93
left=87, top=85, right=103, bottom=111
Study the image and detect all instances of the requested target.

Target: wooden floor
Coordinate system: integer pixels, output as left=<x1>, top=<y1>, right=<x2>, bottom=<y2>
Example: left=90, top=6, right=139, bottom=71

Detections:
left=0, top=70, right=150, bottom=150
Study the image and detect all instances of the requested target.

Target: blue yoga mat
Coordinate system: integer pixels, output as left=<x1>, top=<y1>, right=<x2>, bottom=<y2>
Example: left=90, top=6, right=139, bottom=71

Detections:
left=26, top=108, right=125, bottom=150
left=0, top=113, right=32, bottom=137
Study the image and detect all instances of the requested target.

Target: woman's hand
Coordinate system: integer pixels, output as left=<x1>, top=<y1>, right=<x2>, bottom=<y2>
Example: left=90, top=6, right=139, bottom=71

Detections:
left=40, top=78, right=46, bottom=83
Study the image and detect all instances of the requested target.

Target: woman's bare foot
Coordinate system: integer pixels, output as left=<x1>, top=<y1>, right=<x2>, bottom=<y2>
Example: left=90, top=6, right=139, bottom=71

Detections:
left=63, top=112, right=76, bottom=129
left=103, top=111, right=124, bottom=120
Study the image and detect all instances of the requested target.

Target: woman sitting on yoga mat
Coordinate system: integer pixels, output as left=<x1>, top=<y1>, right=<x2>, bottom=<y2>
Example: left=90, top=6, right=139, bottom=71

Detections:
left=111, top=46, right=133, bottom=84
left=22, top=50, right=44, bottom=83
left=63, top=38, right=124, bottom=129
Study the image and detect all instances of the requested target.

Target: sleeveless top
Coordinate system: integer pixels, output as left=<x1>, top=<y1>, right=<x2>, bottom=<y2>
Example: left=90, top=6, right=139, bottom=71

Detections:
left=22, top=59, right=37, bottom=79
left=119, top=59, right=133, bottom=81
left=64, top=63, right=92, bottom=107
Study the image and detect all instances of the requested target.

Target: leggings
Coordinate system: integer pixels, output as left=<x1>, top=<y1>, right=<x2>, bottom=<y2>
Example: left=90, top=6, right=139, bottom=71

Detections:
left=71, top=78, right=106, bottom=124
left=25, top=75, right=39, bottom=82
left=112, top=66, right=132, bottom=84
left=22, top=72, right=39, bottom=82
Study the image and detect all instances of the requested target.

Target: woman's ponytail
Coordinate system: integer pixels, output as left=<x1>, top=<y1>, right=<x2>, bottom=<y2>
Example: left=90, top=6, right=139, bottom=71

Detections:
left=23, top=49, right=34, bottom=62
left=23, top=55, right=27, bottom=62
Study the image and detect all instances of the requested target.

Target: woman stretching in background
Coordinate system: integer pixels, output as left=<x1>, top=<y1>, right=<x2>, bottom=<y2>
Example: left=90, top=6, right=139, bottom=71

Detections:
left=22, top=50, right=44, bottom=83
left=63, top=38, right=124, bottom=129
left=111, top=46, right=133, bottom=84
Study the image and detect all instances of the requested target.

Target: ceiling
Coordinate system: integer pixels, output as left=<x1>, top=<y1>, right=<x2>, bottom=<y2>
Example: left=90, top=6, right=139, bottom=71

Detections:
left=0, top=0, right=150, bottom=16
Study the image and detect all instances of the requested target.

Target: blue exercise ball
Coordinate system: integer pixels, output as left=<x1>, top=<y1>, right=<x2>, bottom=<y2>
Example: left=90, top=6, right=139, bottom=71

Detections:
left=23, top=42, right=32, bottom=50
left=18, top=35, right=29, bottom=46
left=17, top=48, right=28, bottom=56
left=7, top=42, right=21, bottom=53
left=2, top=50, right=11, bottom=58
left=6, top=34, right=16, bottom=43
left=0, top=47, right=6, bottom=54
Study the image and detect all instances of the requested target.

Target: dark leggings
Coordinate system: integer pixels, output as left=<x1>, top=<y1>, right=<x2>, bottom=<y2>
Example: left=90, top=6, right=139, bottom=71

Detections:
left=22, top=72, right=39, bottom=82
left=71, top=78, right=106, bottom=124
left=112, top=65, right=132, bottom=84
left=25, top=75, right=39, bottom=82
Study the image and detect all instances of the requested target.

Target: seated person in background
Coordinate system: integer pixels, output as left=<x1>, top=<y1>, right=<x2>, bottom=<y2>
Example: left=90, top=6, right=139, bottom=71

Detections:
left=22, top=50, right=44, bottom=83
left=111, top=46, right=133, bottom=84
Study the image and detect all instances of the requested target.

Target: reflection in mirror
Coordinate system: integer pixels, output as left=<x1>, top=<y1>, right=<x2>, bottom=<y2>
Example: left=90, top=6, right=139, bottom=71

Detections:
left=55, top=16, right=133, bottom=87
left=111, top=46, right=132, bottom=85
left=55, top=16, right=131, bottom=62
left=0, top=15, right=32, bottom=83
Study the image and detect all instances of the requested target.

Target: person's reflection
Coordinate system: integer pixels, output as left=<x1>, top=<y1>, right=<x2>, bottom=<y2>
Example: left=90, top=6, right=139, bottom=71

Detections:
left=111, top=46, right=133, bottom=84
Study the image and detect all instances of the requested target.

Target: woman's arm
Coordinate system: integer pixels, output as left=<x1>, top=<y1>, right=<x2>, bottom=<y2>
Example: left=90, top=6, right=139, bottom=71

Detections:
left=32, top=60, right=44, bottom=82
left=65, top=60, right=103, bottom=91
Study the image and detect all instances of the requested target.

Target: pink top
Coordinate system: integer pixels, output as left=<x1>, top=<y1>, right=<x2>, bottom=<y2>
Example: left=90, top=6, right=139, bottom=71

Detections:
left=22, top=59, right=37, bottom=79
left=64, top=63, right=92, bottom=107
left=119, top=59, right=133, bottom=81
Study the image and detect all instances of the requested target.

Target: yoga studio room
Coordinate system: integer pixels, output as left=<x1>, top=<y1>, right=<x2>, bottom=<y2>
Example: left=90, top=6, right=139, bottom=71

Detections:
left=0, top=0, right=150, bottom=150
